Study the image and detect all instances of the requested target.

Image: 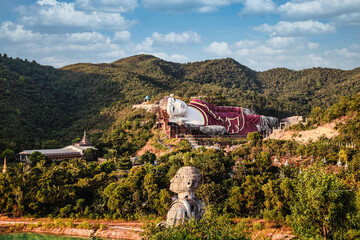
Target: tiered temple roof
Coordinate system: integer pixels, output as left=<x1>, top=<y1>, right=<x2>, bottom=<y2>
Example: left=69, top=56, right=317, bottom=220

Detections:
left=75, top=130, right=92, bottom=146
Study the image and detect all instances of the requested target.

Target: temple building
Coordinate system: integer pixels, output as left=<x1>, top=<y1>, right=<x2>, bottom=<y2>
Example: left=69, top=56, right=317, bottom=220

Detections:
left=19, top=131, right=97, bottom=162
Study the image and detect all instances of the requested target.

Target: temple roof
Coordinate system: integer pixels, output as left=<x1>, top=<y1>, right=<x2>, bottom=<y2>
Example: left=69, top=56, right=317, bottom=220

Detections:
left=20, top=147, right=81, bottom=156
left=19, top=145, right=96, bottom=156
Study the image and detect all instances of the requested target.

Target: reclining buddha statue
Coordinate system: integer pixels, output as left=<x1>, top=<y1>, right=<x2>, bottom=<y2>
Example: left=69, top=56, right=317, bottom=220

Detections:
left=159, top=95, right=278, bottom=136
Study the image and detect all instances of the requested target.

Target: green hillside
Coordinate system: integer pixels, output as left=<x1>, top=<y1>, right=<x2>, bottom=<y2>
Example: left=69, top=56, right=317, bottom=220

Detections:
left=1, top=53, right=359, bottom=154
left=259, top=67, right=360, bottom=114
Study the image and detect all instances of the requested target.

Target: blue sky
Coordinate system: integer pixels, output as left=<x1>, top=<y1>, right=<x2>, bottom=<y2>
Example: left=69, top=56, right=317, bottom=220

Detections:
left=0, top=0, right=359, bottom=71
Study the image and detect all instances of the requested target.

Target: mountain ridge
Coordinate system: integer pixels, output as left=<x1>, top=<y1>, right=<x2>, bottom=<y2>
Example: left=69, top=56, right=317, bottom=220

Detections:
left=1, top=53, right=359, bottom=152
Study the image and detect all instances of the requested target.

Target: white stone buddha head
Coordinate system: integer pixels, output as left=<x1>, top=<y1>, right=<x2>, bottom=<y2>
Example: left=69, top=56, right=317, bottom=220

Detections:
left=167, top=97, right=187, bottom=118
left=160, top=95, right=187, bottom=117
left=170, top=166, right=201, bottom=199
left=159, top=95, right=188, bottom=123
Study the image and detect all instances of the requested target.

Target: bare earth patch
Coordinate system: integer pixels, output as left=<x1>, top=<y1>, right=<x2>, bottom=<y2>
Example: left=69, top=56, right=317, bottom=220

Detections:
left=269, top=120, right=340, bottom=144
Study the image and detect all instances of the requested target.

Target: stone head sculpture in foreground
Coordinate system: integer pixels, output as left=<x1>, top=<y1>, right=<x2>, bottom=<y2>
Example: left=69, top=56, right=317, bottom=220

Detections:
left=159, top=95, right=278, bottom=136
left=162, top=166, right=205, bottom=227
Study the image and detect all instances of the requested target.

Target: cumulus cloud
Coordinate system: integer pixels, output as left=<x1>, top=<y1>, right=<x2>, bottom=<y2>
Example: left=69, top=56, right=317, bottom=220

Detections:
left=234, top=44, right=325, bottom=70
left=152, top=31, right=201, bottom=44
left=65, top=31, right=110, bottom=43
left=266, top=37, right=296, bottom=49
left=0, top=21, right=42, bottom=43
left=136, top=37, right=154, bottom=52
left=323, top=45, right=360, bottom=69
left=16, top=0, right=133, bottom=31
left=235, top=40, right=259, bottom=48
left=231, top=36, right=334, bottom=70
left=332, top=13, right=360, bottom=26
left=325, top=47, right=359, bottom=59
left=204, top=42, right=232, bottom=56
left=75, top=0, right=138, bottom=12
left=350, top=44, right=360, bottom=50
left=308, top=42, right=319, bottom=49
left=113, top=31, right=131, bottom=42
left=135, top=31, right=201, bottom=51
left=37, top=0, right=58, bottom=6
left=150, top=52, right=188, bottom=62
left=0, top=21, right=129, bottom=67
left=254, top=20, right=336, bottom=36
left=278, top=0, right=360, bottom=20
left=239, top=0, right=276, bottom=16
left=141, top=0, right=241, bottom=13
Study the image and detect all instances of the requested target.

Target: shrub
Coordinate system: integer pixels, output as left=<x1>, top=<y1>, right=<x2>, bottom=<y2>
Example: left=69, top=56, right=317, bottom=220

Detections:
left=142, top=215, right=251, bottom=240
left=252, top=222, right=264, bottom=231
left=77, top=221, right=93, bottom=229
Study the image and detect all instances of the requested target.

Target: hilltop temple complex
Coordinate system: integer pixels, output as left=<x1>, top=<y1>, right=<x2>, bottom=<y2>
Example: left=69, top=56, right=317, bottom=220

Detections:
left=19, top=131, right=97, bottom=162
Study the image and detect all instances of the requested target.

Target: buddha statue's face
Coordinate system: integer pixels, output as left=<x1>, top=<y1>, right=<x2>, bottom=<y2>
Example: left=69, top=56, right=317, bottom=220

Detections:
left=170, top=167, right=200, bottom=194
left=167, top=97, right=188, bottom=117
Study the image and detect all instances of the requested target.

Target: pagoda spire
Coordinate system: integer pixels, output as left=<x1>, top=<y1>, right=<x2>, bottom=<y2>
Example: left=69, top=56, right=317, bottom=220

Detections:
left=337, top=158, right=342, bottom=167
left=76, top=130, right=92, bottom=146
left=2, top=157, right=6, bottom=174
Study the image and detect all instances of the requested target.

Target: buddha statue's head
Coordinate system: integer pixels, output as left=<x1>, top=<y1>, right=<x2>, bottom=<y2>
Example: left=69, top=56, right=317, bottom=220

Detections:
left=170, top=166, right=201, bottom=198
left=160, top=95, right=188, bottom=119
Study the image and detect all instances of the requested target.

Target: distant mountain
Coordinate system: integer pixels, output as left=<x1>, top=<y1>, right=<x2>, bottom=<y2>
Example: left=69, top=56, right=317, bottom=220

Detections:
left=1, top=53, right=359, bottom=152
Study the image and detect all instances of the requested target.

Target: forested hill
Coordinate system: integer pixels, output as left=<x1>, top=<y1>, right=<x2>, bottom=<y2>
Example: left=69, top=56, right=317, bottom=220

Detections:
left=1, top=53, right=360, bottom=152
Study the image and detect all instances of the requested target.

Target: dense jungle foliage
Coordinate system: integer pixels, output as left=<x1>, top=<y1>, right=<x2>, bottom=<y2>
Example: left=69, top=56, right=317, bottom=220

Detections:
left=1, top=53, right=360, bottom=156
left=1, top=93, right=360, bottom=239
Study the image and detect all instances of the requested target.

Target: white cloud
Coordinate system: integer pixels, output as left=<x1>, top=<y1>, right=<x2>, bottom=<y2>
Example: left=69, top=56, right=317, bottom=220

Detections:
left=198, top=6, right=218, bottom=13
left=204, top=42, right=232, bottom=56
left=141, top=0, right=241, bottom=13
left=234, top=45, right=325, bottom=70
left=350, top=44, right=360, bottom=50
left=239, top=0, right=276, bottom=16
left=37, top=0, right=58, bottom=6
left=308, top=42, right=319, bottom=49
left=17, top=1, right=132, bottom=31
left=113, top=31, right=131, bottom=42
left=300, top=54, right=329, bottom=68
left=254, top=20, right=336, bottom=36
left=278, top=0, right=360, bottom=20
left=136, top=37, right=154, bottom=52
left=235, top=40, right=259, bottom=48
left=75, top=0, right=138, bottom=12
left=150, top=52, right=188, bottom=62
left=232, top=36, right=331, bottom=70
left=135, top=31, right=201, bottom=51
left=323, top=46, right=360, bottom=69
left=0, top=21, right=42, bottom=43
left=65, top=31, right=109, bottom=43
left=0, top=21, right=130, bottom=67
left=325, top=47, right=359, bottom=59
left=232, top=35, right=360, bottom=70
left=152, top=31, right=201, bottom=44
left=332, top=13, right=360, bottom=26
left=98, top=49, right=126, bottom=59
left=266, top=37, right=296, bottom=49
